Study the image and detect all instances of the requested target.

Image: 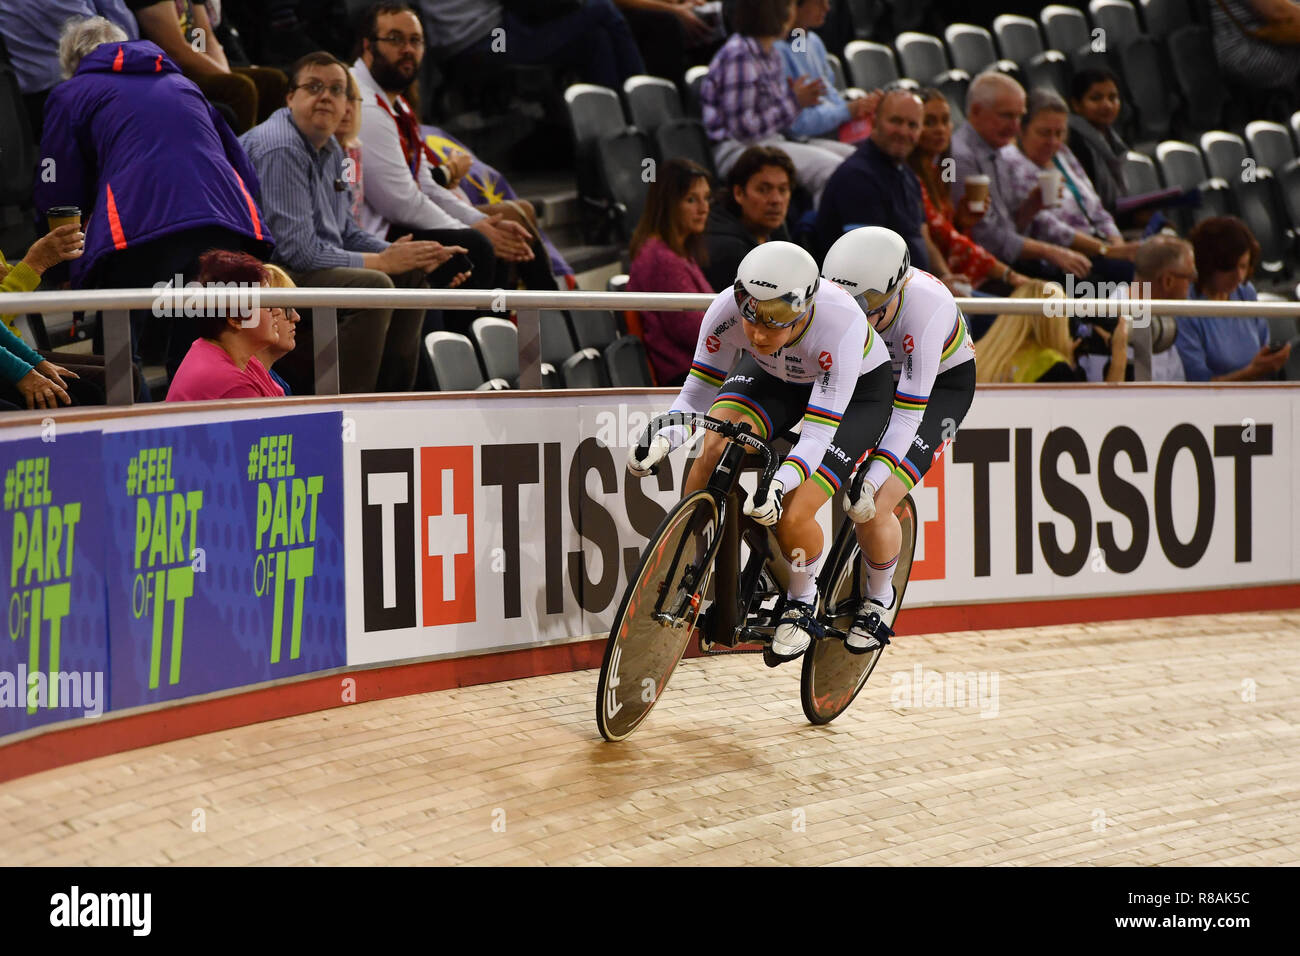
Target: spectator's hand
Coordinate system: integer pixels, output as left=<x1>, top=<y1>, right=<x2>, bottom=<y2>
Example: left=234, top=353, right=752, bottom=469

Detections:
left=1017, top=186, right=1045, bottom=220
left=672, top=4, right=715, bottom=43
left=1006, top=270, right=1031, bottom=288
left=34, top=360, right=78, bottom=392
left=445, top=149, right=473, bottom=186
left=1245, top=343, right=1291, bottom=378
left=474, top=214, right=535, bottom=262
left=853, top=89, right=883, bottom=120
left=15, top=369, right=71, bottom=410
left=1106, top=239, right=1140, bottom=261
left=1047, top=245, right=1093, bottom=278
left=23, top=224, right=85, bottom=275
left=790, top=75, right=826, bottom=108
left=447, top=271, right=472, bottom=289
left=380, top=235, right=460, bottom=274
left=953, top=195, right=986, bottom=231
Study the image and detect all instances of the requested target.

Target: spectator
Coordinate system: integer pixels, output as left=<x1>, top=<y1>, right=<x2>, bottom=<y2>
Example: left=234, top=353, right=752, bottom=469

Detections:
left=702, top=145, right=795, bottom=291
left=777, top=0, right=877, bottom=143
left=0, top=225, right=111, bottom=410
left=1066, top=68, right=1128, bottom=217
left=166, top=251, right=284, bottom=401
left=353, top=4, right=553, bottom=311
left=700, top=0, right=847, bottom=204
left=951, top=72, right=1093, bottom=283
left=1006, top=88, right=1138, bottom=283
left=1176, top=216, right=1290, bottom=381
left=259, top=263, right=300, bottom=395
left=976, top=280, right=1129, bottom=383
left=125, top=1, right=288, bottom=133
left=1091, top=234, right=1198, bottom=382
left=335, top=68, right=366, bottom=227
left=626, top=159, right=714, bottom=386
left=1211, top=0, right=1300, bottom=93
left=241, top=51, right=462, bottom=393
left=813, top=88, right=949, bottom=281
left=0, top=0, right=138, bottom=139
left=34, top=17, right=274, bottom=391
left=907, top=88, right=1029, bottom=297
left=614, top=0, right=722, bottom=86
left=422, top=0, right=645, bottom=89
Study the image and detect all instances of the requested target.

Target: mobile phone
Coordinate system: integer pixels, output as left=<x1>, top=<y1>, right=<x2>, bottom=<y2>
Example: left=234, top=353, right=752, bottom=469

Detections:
left=1266, top=334, right=1300, bottom=352
left=447, top=253, right=474, bottom=276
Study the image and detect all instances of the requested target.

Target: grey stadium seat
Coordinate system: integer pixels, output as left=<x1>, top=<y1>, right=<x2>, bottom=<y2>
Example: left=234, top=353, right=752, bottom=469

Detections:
left=684, top=65, right=709, bottom=117
left=424, top=332, right=508, bottom=391
left=1117, top=35, right=1174, bottom=141
left=562, top=348, right=610, bottom=388
left=1167, top=26, right=1230, bottom=133
left=894, top=31, right=949, bottom=83
left=993, top=14, right=1044, bottom=67
left=605, top=335, right=654, bottom=387
left=596, top=127, right=654, bottom=239
left=623, top=75, right=682, bottom=134
left=1199, top=131, right=1249, bottom=183
left=944, top=24, right=998, bottom=75
left=1122, top=150, right=1162, bottom=195
left=569, top=309, right=620, bottom=349
left=1156, top=140, right=1232, bottom=225
left=564, top=83, right=627, bottom=150
left=1040, top=5, right=1091, bottom=55
left=843, top=40, right=900, bottom=91
left=655, top=118, right=717, bottom=177
left=470, top=316, right=519, bottom=387
left=1247, top=120, right=1296, bottom=174
left=1089, top=0, right=1141, bottom=43
left=826, top=52, right=847, bottom=92
left=540, top=310, right=576, bottom=367
left=1139, top=0, right=1193, bottom=39
left=1024, top=50, right=1072, bottom=101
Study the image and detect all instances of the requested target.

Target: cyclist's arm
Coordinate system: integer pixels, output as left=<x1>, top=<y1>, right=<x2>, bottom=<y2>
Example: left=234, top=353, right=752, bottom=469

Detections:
left=776, top=320, right=866, bottom=495
left=661, top=293, right=742, bottom=445
left=863, top=305, right=952, bottom=492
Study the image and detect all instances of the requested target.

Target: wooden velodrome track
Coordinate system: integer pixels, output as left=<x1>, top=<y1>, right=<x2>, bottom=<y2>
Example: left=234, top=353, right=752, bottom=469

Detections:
left=2, top=609, right=1298, bottom=866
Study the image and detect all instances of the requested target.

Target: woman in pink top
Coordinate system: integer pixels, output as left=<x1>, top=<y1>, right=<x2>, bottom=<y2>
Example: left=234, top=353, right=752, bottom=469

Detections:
left=166, top=250, right=286, bottom=402
left=627, top=159, right=715, bottom=386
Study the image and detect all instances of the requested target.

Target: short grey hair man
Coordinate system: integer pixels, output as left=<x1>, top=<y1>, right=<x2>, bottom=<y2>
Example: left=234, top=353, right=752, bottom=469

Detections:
left=59, top=16, right=127, bottom=79
left=965, top=70, right=1025, bottom=114
left=1134, top=233, right=1195, bottom=284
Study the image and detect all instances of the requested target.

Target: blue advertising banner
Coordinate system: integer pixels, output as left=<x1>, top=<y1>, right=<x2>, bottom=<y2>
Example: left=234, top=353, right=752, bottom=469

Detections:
left=103, top=412, right=346, bottom=709
left=1, top=431, right=109, bottom=736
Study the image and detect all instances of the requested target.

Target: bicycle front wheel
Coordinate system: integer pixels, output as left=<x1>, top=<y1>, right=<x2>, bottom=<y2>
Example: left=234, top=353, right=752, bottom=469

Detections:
left=596, top=490, right=720, bottom=742
left=800, top=494, right=918, bottom=725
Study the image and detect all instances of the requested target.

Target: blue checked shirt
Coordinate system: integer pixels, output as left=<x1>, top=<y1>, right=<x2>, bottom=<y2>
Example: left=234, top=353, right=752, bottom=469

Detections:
left=240, top=108, right=388, bottom=273
left=701, top=34, right=800, bottom=144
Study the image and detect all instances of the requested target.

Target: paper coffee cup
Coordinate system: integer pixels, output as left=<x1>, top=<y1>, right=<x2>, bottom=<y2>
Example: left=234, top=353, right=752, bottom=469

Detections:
left=965, top=174, right=990, bottom=212
left=1037, top=170, right=1062, bottom=208
left=46, top=205, right=81, bottom=230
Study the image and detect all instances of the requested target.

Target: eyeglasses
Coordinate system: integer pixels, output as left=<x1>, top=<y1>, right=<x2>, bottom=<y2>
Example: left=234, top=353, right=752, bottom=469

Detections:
left=373, top=33, right=425, bottom=50
left=293, top=79, right=348, bottom=99
left=733, top=279, right=817, bottom=330
left=854, top=287, right=901, bottom=321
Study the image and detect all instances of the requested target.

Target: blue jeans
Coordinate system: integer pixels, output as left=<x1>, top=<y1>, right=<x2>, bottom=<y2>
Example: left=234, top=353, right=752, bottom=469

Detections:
left=471, top=0, right=646, bottom=88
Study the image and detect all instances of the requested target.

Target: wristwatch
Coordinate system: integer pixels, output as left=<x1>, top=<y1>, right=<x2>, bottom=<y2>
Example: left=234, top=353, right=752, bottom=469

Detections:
left=1097, top=242, right=1110, bottom=257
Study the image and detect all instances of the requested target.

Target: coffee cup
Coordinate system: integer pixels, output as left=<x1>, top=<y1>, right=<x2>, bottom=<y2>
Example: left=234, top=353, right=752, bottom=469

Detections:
left=1037, top=169, right=1063, bottom=208
left=46, top=206, right=82, bottom=230
left=965, top=175, right=990, bottom=212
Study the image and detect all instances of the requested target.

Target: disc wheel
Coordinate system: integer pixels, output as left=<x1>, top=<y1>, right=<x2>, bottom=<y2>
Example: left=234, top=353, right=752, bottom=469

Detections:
left=596, top=490, right=719, bottom=741
left=800, top=495, right=918, bottom=725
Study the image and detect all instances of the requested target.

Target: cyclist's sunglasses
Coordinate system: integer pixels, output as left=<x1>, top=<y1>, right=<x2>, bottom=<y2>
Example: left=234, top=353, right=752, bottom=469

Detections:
left=733, top=278, right=817, bottom=330
left=855, top=285, right=901, bottom=320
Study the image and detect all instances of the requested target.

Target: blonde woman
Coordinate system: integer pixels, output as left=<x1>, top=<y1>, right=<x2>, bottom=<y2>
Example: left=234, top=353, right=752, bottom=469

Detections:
left=976, top=281, right=1129, bottom=383
left=260, top=264, right=301, bottom=395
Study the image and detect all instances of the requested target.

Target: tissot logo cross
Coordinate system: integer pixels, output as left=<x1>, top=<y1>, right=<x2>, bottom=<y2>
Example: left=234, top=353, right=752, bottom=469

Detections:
left=427, top=469, right=469, bottom=602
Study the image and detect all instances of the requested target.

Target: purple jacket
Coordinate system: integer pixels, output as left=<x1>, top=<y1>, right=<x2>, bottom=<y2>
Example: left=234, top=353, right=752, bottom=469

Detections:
left=34, top=40, right=271, bottom=286
left=627, top=237, right=713, bottom=385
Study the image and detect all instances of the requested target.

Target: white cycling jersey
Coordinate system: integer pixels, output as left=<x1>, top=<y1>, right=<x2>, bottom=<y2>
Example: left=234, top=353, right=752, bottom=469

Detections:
left=860, top=267, right=976, bottom=492
left=667, top=280, right=892, bottom=496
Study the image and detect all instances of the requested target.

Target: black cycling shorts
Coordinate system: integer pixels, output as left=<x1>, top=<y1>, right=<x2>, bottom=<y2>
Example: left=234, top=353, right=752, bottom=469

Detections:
left=879, top=360, right=977, bottom=490
left=708, top=355, right=895, bottom=497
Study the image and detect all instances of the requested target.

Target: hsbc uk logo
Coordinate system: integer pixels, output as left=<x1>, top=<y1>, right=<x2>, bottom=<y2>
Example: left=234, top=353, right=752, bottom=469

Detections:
left=706, top=334, right=721, bottom=353
left=360, top=447, right=476, bottom=630
left=818, top=351, right=833, bottom=371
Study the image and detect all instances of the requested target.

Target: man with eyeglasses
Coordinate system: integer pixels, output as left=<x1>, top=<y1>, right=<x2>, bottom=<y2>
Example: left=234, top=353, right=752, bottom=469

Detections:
left=951, top=72, right=1093, bottom=286
left=241, top=51, right=466, bottom=394
left=626, top=240, right=896, bottom=665
left=353, top=4, right=554, bottom=317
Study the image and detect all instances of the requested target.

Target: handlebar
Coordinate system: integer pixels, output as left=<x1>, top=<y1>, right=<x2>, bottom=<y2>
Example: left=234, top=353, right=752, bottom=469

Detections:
left=637, top=412, right=781, bottom=506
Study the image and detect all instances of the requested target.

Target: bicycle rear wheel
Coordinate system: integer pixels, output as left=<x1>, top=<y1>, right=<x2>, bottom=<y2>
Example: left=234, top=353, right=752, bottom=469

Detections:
left=596, top=490, right=720, bottom=741
left=800, top=494, right=918, bottom=725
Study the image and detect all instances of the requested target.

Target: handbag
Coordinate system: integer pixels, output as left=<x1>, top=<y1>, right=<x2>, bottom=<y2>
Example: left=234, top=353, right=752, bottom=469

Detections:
left=502, top=0, right=583, bottom=26
left=1214, top=0, right=1300, bottom=44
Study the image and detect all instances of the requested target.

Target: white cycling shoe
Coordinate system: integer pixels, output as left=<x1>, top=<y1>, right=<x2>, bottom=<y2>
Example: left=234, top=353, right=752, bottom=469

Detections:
left=767, top=600, right=821, bottom=666
left=846, top=589, right=895, bottom=654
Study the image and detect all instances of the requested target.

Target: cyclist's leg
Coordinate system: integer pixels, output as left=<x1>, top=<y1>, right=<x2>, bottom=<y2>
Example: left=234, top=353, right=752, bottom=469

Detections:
left=773, top=480, right=831, bottom=604
left=854, top=361, right=977, bottom=605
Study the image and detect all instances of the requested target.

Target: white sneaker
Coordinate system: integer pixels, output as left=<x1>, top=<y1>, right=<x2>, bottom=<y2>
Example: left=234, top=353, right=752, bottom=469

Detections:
left=769, top=600, right=820, bottom=663
left=846, top=590, right=895, bottom=654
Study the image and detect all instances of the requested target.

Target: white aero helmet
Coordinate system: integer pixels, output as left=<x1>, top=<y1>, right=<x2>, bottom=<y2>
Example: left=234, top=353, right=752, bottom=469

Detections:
left=821, top=226, right=911, bottom=315
left=733, top=240, right=821, bottom=329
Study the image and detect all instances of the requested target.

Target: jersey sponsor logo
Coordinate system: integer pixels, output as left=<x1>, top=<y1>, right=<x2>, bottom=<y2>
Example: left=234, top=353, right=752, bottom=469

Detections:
left=725, top=374, right=755, bottom=386
left=903, top=334, right=915, bottom=354
left=913, top=435, right=930, bottom=452
left=706, top=334, right=720, bottom=353
left=818, top=351, right=833, bottom=371
left=826, top=442, right=852, bottom=464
